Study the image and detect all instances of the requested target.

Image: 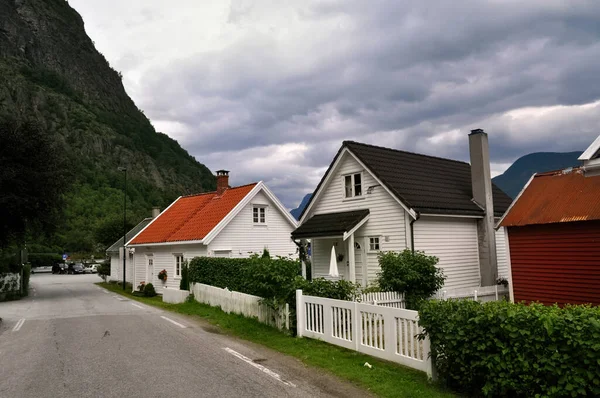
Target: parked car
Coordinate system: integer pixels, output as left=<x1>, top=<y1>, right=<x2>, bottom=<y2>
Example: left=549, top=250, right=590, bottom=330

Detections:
left=84, top=264, right=98, bottom=274
left=53, top=263, right=68, bottom=274
left=68, top=263, right=84, bottom=274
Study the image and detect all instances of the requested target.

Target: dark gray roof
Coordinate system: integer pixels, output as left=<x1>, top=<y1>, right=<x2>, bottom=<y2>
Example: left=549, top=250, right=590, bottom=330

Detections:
left=292, top=209, right=369, bottom=239
left=106, top=218, right=153, bottom=254
left=300, top=141, right=513, bottom=219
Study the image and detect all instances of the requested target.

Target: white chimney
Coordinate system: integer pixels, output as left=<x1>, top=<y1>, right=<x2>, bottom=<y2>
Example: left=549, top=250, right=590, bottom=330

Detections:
left=152, top=207, right=161, bottom=218
left=469, top=129, right=498, bottom=286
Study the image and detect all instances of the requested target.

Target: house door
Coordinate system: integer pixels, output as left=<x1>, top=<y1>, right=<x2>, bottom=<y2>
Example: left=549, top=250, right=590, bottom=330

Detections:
left=354, top=240, right=366, bottom=286
left=146, top=256, right=154, bottom=284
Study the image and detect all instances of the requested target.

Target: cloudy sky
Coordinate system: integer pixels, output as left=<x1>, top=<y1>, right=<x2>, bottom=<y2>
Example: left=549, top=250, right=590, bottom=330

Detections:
left=69, top=0, right=600, bottom=208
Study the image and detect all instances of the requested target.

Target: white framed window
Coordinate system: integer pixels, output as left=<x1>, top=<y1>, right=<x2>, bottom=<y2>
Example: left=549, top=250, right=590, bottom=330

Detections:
left=369, top=237, right=380, bottom=251
left=343, top=173, right=363, bottom=198
left=174, top=254, right=184, bottom=279
left=253, top=205, right=267, bottom=224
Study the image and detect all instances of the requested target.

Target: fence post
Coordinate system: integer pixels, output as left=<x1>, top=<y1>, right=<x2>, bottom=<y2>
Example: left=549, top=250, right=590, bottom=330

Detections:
left=296, top=289, right=304, bottom=337
left=474, top=290, right=478, bottom=301
left=353, top=300, right=360, bottom=350
left=285, top=303, right=290, bottom=330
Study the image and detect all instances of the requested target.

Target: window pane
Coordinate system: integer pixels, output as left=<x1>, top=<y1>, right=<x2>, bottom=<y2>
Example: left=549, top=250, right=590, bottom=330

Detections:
left=354, top=173, right=362, bottom=196
left=344, top=175, right=352, bottom=197
left=260, top=208, right=265, bottom=223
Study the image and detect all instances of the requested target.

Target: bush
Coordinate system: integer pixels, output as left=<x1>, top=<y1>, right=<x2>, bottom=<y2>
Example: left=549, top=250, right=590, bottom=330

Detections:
left=28, top=253, right=62, bottom=268
left=419, top=300, right=600, bottom=397
left=22, top=264, right=31, bottom=297
left=97, top=263, right=110, bottom=281
left=179, top=261, right=189, bottom=291
left=297, top=277, right=360, bottom=301
left=377, top=249, right=445, bottom=309
left=143, top=283, right=157, bottom=297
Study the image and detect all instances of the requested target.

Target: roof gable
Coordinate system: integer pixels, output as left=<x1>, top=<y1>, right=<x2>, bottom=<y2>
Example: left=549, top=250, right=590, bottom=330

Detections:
left=130, top=184, right=257, bottom=245
left=300, top=141, right=512, bottom=220
left=500, top=168, right=600, bottom=227
left=106, top=217, right=153, bottom=253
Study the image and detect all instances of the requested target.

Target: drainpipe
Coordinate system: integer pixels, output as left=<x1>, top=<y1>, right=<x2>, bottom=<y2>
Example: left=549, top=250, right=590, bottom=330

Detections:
left=410, top=214, right=420, bottom=253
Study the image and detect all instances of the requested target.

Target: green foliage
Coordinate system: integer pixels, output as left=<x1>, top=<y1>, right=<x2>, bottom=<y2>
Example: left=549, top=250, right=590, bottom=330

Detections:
left=97, top=263, right=110, bottom=281
left=95, top=217, right=133, bottom=249
left=377, top=250, right=445, bottom=309
left=419, top=300, right=600, bottom=397
left=0, top=117, right=69, bottom=247
left=28, top=253, right=62, bottom=268
left=296, top=277, right=360, bottom=301
left=179, top=261, right=189, bottom=291
left=262, top=248, right=271, bottom=259
left=22, top=264, right=31, bottom=297
left=361, top=283, right=382, bottom=294
left=0, top=248, right=21, bottom=274
left=143, top=283, right=157, bottom=297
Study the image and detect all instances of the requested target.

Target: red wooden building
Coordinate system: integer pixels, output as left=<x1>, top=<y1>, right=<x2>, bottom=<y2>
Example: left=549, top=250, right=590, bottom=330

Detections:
left=499, top=136, right=600, bottom=306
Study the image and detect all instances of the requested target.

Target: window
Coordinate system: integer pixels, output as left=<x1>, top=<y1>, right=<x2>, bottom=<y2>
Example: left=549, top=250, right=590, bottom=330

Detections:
left=369, top=237, right=380, bottom=251
left=174, top=254, right=184, bottom=278
left=344, top=173, right=362, bottom=198
left=253, top=206, right=266, bottom=224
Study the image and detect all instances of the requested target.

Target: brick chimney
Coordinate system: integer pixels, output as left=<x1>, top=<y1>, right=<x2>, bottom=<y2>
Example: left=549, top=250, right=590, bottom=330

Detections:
left=216, top=170, right=230, bottom=195
left=152, top=207, right=161, bottom=218
left=469, top=129, right=498, bottom=286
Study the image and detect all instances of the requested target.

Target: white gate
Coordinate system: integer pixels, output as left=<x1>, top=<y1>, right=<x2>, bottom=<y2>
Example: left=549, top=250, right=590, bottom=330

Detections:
left=296, top=290, right=432, bottom=377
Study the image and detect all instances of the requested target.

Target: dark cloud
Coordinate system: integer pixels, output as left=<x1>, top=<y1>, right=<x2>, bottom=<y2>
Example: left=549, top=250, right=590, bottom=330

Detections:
left=70, top=0, right=600, bottom=207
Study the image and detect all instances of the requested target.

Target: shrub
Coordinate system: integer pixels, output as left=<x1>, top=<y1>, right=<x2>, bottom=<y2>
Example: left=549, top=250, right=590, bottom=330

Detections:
left=188, top=257, right=254, bottom=292
left=418, top=300, right=600, bottom=397
left=377, top=250, right=445, bottom=309
left=143, top=283, right=157, bottom=297
left=179, top=261, right=189, bottom=291
left=28, top=253, right=62, bottom=268
left=97, top=263, right=110, bottom=281
left=262, top=248, right=270, bottom=259
left=21, top=264, right=31, bottom=297
left=298, top=277, right=360, bottom=301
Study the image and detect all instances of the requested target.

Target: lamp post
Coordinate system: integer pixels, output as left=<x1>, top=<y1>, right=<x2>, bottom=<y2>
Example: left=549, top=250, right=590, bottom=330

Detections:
left=118, top=167, right=127, bottom=290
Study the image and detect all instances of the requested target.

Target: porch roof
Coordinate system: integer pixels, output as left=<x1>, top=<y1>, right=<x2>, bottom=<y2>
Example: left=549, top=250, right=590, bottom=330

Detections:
left=291, top=209, right=369, bottom=239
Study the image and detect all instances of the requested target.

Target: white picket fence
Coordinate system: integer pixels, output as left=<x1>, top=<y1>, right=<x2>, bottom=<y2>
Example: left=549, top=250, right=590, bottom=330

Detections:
left=360, top=291, right=405, bottom=308
left=191, top=283, right=290, bottom=330
left=434, top=285, right=509, bottom=302
left=296, top=290, right=432, bottom=377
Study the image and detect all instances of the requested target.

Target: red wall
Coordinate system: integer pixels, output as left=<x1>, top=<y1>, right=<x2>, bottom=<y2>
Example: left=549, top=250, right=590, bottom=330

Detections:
left=508, top=221, right=600, bottom=306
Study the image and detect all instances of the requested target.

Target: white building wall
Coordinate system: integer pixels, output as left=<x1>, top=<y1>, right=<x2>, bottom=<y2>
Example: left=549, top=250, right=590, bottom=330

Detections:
left=110, top=249, right=133, bottom=283
left=208, top=190, right=298, bottom=259
left=413, top=217, right=481, bottom=289
left=109, top=254, right=119, bottom=281
left=133, top=244, right=208, bottom=293
left=306, top=152, right=407, bottom=285
left=495, top=227, right=509, bottom=280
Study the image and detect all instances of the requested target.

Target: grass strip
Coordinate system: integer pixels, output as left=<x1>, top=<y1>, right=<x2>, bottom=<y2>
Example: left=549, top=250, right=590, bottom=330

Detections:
left=98, top=282, right=454, bottom=398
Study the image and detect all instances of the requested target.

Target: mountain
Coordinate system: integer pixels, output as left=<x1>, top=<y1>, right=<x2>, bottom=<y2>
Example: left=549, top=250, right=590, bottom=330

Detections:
left=492, top=152, right=582, bottom=198
left=290, top=193, right=312, bottom=220
left=0, top=0, right=216, bottom=252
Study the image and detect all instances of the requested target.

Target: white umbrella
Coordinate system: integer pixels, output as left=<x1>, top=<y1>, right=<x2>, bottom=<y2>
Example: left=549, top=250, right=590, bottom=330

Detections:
left=329, top=245, right=339, bottom=277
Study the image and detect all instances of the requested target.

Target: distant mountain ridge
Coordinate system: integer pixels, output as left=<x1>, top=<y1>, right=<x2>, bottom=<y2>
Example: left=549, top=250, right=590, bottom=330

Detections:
left=290, top=193, right=312, bottom=220
left=492, top=151, right=582, bottom=199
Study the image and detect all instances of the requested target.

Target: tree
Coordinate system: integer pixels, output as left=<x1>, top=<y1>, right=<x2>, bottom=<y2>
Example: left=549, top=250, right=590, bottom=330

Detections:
left=0, top=117, right=68, bottom=247
left=95, top=217, right=134, bottom=249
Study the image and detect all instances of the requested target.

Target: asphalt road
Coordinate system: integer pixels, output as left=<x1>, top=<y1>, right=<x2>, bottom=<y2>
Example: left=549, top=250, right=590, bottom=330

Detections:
left=0, top=274, right=370, bottom=398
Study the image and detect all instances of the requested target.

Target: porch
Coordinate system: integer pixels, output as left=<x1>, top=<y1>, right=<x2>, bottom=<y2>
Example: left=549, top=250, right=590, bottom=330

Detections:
left=292, top=210, right=371, bottom=286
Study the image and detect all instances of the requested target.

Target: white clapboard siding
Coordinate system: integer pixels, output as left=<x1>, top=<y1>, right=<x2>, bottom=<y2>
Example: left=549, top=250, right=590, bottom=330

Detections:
left=193, top=283, right=289, bottom=330
left=208, top=190, right=298, bottom=259
left=133, top=244, right=208, bottom=293
left=306, top=152, right=407, bottom=284
left=111, top=249, right=134, bottom=283
left=296, top=290, right=432, bottom=377
left=109, top=254, right=120, bottom=280
left=495, top=227, right=509, bottom=280
left=413, top=217, right=481, bottom=289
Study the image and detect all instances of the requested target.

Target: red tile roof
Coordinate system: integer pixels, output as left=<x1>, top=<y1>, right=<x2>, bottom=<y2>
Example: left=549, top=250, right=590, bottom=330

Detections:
left=500, top=168, right=600, bottom=227
left=130, top=183, right=258, bottom=244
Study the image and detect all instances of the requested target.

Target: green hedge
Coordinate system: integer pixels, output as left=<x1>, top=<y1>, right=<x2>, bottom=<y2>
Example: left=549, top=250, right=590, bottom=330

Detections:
left=22, top=264, right=31, bottom=297
left=188, top=256, right=359, bottom=304
left=418, top=300, right=600, bottom=397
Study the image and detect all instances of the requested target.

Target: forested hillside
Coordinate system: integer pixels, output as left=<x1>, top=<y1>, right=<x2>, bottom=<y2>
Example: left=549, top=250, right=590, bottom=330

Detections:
left=0, top=0, right=215, bottom=253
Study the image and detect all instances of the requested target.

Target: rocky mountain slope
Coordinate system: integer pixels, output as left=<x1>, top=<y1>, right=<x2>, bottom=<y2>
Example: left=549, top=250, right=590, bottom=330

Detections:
left=0, top=0, right=215, bottom=252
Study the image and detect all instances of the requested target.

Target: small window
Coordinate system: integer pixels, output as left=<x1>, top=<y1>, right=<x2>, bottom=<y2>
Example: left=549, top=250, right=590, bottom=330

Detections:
left=174, top=254, right=184, bottom=278
left=369, top=237, right=380, bottom=251
left=253, top=206, right=266, bottom=224
left=343, top=173, right=363, bottom=198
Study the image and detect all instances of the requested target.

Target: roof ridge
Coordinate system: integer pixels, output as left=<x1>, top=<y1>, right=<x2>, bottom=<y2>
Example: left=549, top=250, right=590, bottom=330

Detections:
left=536, top=166, right=584, bottom=177
left=181, top=182, right=259, bottom=198
left=343, top=140, right=471, bottom=166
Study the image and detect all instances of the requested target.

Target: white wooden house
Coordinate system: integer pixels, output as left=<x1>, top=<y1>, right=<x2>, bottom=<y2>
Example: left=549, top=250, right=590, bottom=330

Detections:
left=292, top=130, right=513, bottom=289
left=106, top=216, right=154, bottom=283
left=126, top=171, right=298, bottom=293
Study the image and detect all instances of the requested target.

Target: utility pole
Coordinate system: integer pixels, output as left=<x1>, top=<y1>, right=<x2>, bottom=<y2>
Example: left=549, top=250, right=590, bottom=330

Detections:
left=118, top=167, right=127, bottom=290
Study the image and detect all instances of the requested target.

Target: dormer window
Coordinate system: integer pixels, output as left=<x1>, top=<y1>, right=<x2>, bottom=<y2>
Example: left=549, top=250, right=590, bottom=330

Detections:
left=253, top=206, right=266, bottom=224
left=344, top=173, right=362, bottom=198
